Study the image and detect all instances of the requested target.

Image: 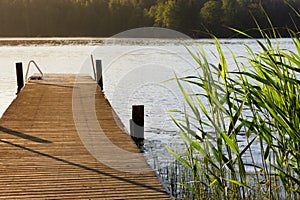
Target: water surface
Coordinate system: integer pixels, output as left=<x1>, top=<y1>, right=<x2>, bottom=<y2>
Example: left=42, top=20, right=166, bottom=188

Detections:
left=0, top=37, right=295, bottom=172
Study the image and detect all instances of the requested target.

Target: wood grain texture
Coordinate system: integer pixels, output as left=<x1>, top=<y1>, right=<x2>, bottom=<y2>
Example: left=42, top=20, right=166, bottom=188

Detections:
left=0, top=74, right=169, bottom=199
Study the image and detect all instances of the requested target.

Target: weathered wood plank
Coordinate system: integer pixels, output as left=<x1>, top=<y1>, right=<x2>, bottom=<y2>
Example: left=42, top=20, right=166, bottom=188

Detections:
left=0, top=74, right=169, bottom=199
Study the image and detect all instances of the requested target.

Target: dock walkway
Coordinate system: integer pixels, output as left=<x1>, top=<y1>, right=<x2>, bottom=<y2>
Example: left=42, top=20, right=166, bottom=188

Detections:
left=0, top=74, right=169, bottom=199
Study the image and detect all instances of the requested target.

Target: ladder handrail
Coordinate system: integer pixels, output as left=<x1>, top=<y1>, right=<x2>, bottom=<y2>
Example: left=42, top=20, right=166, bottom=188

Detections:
left=25, top=60, right=43, bottom=82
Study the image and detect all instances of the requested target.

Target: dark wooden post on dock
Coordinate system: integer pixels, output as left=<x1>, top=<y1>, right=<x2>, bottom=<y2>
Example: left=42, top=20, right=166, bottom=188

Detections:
left=130, top=105, right=144, bottom=151
left=96, top=60, right=103, bottom=90
left=16, top=62, right=24, bottom=94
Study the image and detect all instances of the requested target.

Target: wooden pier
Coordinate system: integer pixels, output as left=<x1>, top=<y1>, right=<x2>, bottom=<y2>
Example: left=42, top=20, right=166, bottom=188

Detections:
left=0, top=74, right=169, bottom=199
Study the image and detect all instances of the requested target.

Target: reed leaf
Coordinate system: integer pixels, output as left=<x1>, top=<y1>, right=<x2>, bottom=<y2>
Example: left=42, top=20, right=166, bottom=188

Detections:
left=168, top=22, right=300, bottom=198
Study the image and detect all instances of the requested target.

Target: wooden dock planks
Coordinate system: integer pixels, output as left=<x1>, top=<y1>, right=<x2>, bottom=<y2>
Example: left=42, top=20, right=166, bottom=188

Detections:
left=0, top=74, right=169, bottom=199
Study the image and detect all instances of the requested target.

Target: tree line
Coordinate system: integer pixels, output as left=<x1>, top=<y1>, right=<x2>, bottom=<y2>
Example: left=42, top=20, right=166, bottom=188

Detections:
left=0, top=0, right=299, bottom=38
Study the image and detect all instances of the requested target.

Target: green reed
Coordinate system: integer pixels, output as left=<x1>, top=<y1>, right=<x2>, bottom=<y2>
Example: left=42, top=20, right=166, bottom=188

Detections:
left=168, top=30, right=300, bottom=199
left=238, top=33, right=300, bottom=199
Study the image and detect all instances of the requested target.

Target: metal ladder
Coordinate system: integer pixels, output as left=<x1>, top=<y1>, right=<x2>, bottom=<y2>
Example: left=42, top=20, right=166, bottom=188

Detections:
left=25, top=60, right=43, bottom=82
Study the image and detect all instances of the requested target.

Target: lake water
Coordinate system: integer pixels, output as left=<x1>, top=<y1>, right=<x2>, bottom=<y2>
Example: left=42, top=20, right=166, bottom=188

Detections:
left=0, top=37, right=295, bottom=188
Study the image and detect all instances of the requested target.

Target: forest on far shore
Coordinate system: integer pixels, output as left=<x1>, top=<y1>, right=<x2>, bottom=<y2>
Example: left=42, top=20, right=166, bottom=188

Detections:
left=0, top=0, right=299, bottom=38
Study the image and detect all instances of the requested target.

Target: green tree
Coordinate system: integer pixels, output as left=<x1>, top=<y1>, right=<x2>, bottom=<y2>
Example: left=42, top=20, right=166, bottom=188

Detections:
left=148, top=1, right=165, bottom=27
left=108, top=0, right=151, bottom=34
left=221, top=0, right=244, bottom=27
left=199, top=0, right=223, bottom=36
left=147, top=0, right=200, bottom=35
left=0, top=0, right=298, bottom=37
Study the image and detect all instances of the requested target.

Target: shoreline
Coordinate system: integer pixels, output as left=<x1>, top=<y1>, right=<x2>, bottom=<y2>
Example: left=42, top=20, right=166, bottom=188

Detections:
left=0, top=37, right=106, bottom=46
left=0, top=37, right=289, bottom=47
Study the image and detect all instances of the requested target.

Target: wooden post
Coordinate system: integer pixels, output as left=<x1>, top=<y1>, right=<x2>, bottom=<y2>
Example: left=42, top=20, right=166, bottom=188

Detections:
left=130, top=105, right=144, bottom=151
left=96, top=60, right=103, bottom=90
left=16, top=62, right=24, bottom=94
